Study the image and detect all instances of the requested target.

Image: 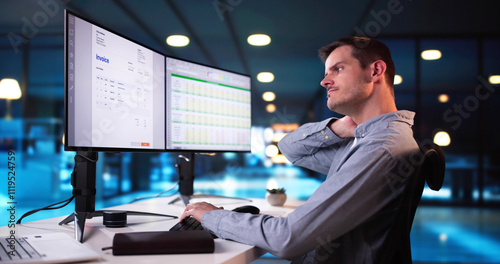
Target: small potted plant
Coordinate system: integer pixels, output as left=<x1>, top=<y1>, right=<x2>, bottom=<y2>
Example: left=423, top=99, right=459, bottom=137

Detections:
left=266, top=188, right=287, bottom=206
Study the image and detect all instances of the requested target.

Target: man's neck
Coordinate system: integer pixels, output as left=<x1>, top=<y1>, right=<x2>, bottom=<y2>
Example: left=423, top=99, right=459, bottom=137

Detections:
left=350, top=87, right=398, bottom=125
left=351, top=106, right=397, bottom=125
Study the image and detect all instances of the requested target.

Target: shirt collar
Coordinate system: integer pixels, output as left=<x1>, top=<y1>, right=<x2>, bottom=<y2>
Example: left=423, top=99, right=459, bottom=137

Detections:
left=353, top=110, right=415, bottom=138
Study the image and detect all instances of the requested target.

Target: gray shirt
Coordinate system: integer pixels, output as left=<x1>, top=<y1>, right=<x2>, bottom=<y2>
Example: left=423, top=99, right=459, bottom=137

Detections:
left=202, top=110, right=419, bottom=263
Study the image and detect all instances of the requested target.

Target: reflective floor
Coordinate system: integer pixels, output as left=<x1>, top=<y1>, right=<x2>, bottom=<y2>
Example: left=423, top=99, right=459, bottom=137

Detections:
left=411, top=206, right=500, bottom=263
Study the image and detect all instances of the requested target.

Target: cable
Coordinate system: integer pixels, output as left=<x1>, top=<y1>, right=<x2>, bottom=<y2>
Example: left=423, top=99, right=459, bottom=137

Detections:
left=16, top=153, right=96, bottom=224
left=128, top=182, right=179, bottom=203
left=129, top=154, right=188, bottom=203
left=17, top=196, right=75, bottom=224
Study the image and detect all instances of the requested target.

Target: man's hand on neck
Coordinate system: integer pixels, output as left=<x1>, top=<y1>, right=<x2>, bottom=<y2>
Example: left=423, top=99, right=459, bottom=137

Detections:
left=329, top=116, right=358, bottom=138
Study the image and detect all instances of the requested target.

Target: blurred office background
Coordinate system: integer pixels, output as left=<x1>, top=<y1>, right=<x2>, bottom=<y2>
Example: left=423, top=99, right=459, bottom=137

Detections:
left=0, top=0, right=499, bottom=263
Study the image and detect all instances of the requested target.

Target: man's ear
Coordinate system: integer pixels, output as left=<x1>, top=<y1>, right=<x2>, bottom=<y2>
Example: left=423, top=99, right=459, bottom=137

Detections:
left=370, top=60, right=387, bottom=83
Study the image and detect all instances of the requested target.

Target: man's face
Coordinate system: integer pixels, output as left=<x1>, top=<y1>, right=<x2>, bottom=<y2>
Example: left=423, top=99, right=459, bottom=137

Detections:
left=320, top=45, right=372, bottom=115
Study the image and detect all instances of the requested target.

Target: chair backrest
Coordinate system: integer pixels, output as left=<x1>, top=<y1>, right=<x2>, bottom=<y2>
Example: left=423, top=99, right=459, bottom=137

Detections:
left=376, top=143, right=446, bottom=264
left=421, top=144, right=446, bottom=191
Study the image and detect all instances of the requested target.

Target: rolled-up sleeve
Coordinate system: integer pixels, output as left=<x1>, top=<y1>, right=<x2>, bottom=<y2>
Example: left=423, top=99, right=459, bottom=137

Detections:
left=278, top=118, right=346, bottom=175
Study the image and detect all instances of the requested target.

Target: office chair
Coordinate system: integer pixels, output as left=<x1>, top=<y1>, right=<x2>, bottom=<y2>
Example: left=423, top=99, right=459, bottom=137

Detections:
left=376, top=143, right=446, bottom=264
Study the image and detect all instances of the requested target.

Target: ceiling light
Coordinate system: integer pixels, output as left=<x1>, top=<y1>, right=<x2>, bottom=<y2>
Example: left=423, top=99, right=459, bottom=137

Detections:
left=166, top=35, right=189, bottom=47
left=421, top=49, right=442, bottom=60
left=262, top=91, right=276, bottom=102
left=266, top=179, right=279, bottom=190
left=257, top=72, right=274, bottom=83
left=394, top=75, right=403, bottom=85
left=271, top=154, right=289, bottom=164
left=266, top=103, right=276, bottom=113
left=265, top=145, right=279, bottom=158
left=247, top=34, right=271, bottom=46
left=439, top=233, right=448, bottom=243
left=433, top=131, right=450, bottom=147
left=272, top=132, right=286, bottom=143
left=489, top=75, right=500, bottom=84
left=263, top=127, right=274, bottom=143
left=438, top=94, right=449, bottom=103
left=271, top=123, right=299, bottom=131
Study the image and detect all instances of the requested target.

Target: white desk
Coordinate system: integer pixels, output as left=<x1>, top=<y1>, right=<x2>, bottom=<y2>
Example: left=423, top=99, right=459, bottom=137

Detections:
left=3, top=195, right=302, bottom=263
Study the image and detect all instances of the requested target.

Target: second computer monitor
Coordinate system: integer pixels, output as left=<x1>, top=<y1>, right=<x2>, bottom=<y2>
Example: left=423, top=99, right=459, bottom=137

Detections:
left=165, top=57, right=252, bottom=152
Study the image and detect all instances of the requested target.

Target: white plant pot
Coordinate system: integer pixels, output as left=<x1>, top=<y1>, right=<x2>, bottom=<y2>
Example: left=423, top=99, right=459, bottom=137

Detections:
left=266, top=192, right=287, bottom=206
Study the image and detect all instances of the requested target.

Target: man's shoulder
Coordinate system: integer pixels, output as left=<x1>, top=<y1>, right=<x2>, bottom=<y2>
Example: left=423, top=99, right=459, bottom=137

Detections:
left=358, top=114, right=418, bottom=156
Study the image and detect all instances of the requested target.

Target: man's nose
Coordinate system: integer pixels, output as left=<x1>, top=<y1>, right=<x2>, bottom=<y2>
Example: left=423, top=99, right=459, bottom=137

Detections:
left=320, top=75, right=332, bottom=88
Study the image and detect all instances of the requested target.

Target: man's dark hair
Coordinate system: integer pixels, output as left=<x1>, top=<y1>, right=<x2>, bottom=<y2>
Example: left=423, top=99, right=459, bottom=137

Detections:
left=318, top=37, right=396, bottom=89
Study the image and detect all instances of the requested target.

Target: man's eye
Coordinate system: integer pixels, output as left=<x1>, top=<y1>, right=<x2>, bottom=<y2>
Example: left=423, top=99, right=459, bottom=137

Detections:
left=336, top=67, right=343, bottom=72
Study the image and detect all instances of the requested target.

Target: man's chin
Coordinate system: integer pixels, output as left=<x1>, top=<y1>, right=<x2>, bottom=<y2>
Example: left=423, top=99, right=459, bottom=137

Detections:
left=327, top=100, right=338, bottom=111
left=327, top=102, right=347, bottom=115
left=327, top=105, right=341, bottom=113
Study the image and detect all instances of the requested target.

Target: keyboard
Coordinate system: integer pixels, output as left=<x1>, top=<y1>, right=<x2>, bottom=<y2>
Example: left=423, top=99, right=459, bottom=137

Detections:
left=0, top=237, right=42, bottom=262
left=169, top=205, right=259, bottom=236
left=0, top=233, right=100, bottom=263
left=169, top=217, right=218, bottom=238
left=170, top=217, right=204, bottom=232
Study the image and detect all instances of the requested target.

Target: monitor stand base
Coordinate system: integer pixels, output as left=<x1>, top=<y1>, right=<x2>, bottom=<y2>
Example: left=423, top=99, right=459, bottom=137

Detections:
left=59, top=210, right=177, bottom=239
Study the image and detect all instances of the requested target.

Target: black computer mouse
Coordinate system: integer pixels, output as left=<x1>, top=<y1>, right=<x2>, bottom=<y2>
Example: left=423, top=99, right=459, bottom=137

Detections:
left=232, top=205, right=260, bottom=214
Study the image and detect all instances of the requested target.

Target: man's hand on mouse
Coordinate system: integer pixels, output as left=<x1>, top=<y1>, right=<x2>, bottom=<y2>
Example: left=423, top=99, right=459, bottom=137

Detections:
left=180, top=202, right=224, bottom=223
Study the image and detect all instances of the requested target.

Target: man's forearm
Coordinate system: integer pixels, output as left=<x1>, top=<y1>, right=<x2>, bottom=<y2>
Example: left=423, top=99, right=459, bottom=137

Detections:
left=278, top=118, right=345, bottom=174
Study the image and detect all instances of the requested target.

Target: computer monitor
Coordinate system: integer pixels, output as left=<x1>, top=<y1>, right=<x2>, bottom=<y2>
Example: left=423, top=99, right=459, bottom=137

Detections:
left=165, top=57, right=251, bottom=203
left=65, top=11, right=166, bottom=152
left=165, top=57, right=251, bottom=152
left=64, top=10, right=166, bottom=241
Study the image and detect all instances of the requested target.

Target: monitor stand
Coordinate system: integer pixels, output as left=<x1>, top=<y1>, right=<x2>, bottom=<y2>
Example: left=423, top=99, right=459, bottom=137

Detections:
left=59, top=151, right=98, bottom=243
left=59, top=151, right=176, bottom=242
left=168, top=152, right=252, bottom=206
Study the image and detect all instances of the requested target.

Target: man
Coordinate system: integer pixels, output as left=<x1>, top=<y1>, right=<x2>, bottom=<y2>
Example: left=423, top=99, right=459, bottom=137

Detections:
left=180, top=36, right=419, bottom=263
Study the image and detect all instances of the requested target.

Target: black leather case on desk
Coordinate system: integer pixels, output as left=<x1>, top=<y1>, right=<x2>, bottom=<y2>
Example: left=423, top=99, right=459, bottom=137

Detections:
left=111, top=230, right=214, bottom=255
